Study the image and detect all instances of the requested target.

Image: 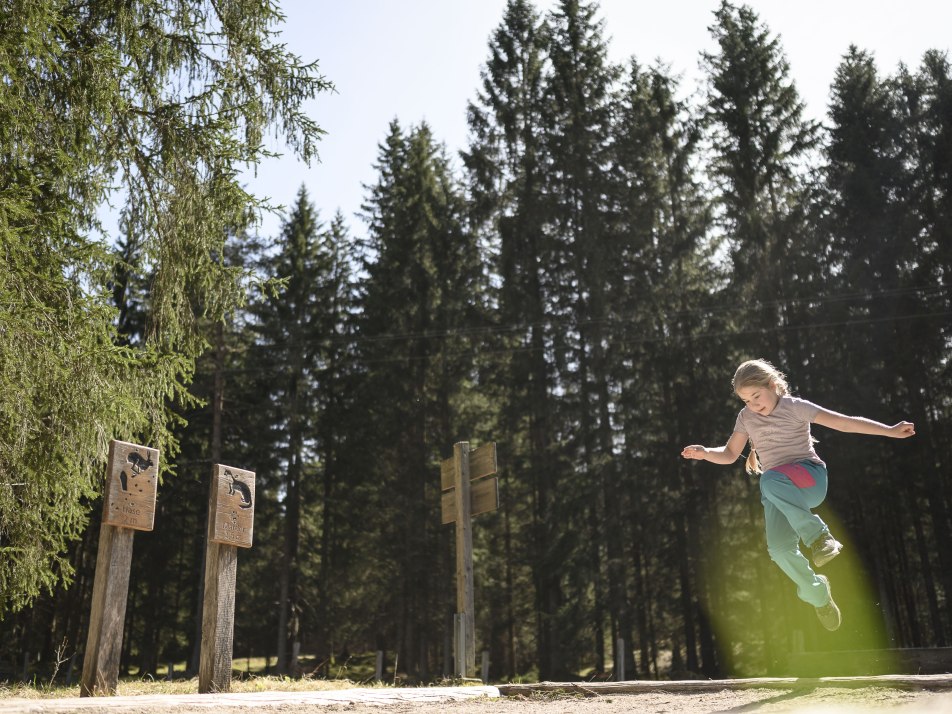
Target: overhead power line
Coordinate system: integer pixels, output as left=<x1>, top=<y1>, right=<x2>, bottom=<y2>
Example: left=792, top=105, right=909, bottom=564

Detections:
left=243, top=283, right=949, bottom=349
left=219, top=286, right=952, bottom=373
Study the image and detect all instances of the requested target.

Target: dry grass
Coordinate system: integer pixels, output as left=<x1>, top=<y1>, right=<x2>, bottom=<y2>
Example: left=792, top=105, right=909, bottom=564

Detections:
left=0, top=650, right=491, bottom=701
left=0, top=674, right=372, bottom=700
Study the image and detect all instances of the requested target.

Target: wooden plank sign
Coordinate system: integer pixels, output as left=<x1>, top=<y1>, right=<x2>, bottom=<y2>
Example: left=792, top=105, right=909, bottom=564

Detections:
left=441, top=442, right=497, bottom=491
left=209, top=464, right=255, bottom=548
left=102, top=440, right=159, bottom=531
left=441, top=477, right=499, bottom=525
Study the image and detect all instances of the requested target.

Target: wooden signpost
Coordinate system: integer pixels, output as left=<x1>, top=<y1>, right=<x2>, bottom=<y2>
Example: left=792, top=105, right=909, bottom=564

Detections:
left=199, top=464, right=255, bottom=693
left=440, top=441, right=498, bottom=679
left=81, top=440, right=159, bottom=696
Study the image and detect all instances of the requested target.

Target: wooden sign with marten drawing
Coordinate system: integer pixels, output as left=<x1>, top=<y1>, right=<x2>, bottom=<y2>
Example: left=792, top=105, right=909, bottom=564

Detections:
left=201, top=462, right=256, bottom=693
left=209, top=464, right=255, bottom=548
left=103, top=440, right=159, bottom=531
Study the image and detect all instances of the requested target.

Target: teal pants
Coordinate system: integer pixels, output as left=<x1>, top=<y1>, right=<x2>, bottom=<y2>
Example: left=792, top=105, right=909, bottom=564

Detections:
left=760, top=460, right=832, bottom=607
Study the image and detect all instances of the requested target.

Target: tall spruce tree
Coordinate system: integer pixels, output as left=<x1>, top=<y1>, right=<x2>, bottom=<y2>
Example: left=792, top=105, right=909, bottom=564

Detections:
left=702, top=0, right=820, bottom=349
left=542, top=0, right=621, bottom=677
left=700, top=1, right=824, bottom=672
left=0, top=0, right=330, bottom=617
left=246, top=187, right=331, bottom=674
left=906, top=51, right=952, bottom=647
left=821, top=48, right=952, bottom=648
left=307, top=211, right=361, bottom=667
left=357, top=121, right=482, bottom=677
left=610, top=59, right=719, bottom=677
left=462, top=0, right=558, bottom=679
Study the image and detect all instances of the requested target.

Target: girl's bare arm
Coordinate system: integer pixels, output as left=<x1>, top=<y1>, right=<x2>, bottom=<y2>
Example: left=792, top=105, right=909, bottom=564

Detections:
left=814, top=409, right=915, bottom=438
left=681, top=431, right=749, bottom=464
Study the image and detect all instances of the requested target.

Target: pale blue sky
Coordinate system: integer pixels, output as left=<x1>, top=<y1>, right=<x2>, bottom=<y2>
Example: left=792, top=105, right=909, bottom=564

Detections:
left=246, top=0, right=952, bottom=239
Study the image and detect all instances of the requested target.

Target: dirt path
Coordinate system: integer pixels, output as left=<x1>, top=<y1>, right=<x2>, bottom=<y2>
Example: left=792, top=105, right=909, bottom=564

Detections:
left=2, top=679, right=952, bottom=714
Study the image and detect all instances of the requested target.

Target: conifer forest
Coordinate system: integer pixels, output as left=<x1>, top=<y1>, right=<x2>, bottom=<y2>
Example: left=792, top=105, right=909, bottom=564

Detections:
left=2, top=0, right=951, bottom=684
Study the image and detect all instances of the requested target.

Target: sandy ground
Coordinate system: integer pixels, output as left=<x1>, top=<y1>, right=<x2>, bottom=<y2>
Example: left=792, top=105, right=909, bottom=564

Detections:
left=3, top=687, right=952, bottom=714
left=430, top=689, right=952, bottom=713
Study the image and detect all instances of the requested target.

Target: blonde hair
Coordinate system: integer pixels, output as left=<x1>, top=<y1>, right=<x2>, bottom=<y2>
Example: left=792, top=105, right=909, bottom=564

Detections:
left=732, top=359, right=789, bottom=475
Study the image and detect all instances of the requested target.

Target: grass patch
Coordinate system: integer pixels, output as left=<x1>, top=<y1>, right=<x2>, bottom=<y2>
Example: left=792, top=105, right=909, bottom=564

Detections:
left=2, top=649, right=501, bottom=698
left=0, top=674, right=366, bottom=700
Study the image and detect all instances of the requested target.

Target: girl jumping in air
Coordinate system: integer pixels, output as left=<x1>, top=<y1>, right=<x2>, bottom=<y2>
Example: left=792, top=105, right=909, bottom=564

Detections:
left=681, top=359, right=915, bottom=631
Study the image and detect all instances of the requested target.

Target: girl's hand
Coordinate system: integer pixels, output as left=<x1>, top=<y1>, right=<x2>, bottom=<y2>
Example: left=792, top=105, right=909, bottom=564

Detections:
left=681, top=445, right=708, bottom=460
left=889, top=421, right=915, bottom=438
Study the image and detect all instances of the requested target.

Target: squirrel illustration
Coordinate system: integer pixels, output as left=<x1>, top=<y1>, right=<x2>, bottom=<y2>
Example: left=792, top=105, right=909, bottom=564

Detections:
left=127, top=452, right=154, bottom=475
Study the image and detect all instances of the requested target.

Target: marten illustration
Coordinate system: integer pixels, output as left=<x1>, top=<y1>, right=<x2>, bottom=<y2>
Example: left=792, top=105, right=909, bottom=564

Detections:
left=226, top=470, right=253, bottom=509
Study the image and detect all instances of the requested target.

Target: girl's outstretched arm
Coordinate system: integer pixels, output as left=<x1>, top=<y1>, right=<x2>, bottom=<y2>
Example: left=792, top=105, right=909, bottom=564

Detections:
left=681, top=431, right=748, bottom=464
left=814, top=409, right=915, bottom=438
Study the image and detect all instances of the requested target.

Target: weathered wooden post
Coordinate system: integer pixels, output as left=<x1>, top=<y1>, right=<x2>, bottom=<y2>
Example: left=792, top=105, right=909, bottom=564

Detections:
left=199, top=464, right=255, bottom=693
left=440, top=441, right=498, bottom=679
left=81, top=440, right=159, bottom=696
left=443, top=614, right=453, bottom=677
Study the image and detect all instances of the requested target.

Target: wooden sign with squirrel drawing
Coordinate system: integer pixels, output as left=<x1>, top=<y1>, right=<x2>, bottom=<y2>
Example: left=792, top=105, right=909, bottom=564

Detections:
left=103, top=440, right=159, bottom=531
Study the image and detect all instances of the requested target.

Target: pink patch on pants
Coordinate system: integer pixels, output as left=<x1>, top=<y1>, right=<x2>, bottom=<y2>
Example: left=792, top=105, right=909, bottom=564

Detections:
left=772, top=463, right=816, bottom=489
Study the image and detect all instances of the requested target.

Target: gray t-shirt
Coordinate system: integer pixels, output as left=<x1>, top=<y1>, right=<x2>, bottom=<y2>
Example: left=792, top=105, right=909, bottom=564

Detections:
left=733, top=395, right=826, bottom=471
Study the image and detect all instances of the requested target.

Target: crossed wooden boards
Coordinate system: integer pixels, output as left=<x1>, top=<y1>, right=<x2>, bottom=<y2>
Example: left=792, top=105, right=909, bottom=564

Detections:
left=440, top=442, right=499, bottom=524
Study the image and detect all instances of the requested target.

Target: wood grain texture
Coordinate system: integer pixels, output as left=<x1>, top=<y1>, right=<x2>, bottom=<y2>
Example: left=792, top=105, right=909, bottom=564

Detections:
left=441, top=442, right=496, bottom=491
left=441, top=477, right=499, bottom=524
left=453, top=442, right=476, bottom=678
left=80, top=523, right=135, bottom=696
left=199, top=541, right=238, bottom=693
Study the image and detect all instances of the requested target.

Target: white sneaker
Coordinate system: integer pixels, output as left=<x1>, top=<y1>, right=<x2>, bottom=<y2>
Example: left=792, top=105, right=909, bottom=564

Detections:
left=812, top=533, right=843, bottom=567
left=815, top=575, right=841, bottom=631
